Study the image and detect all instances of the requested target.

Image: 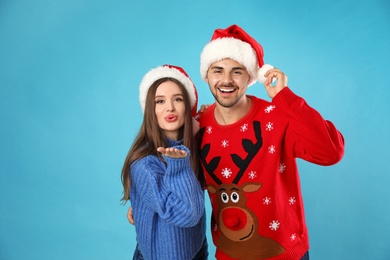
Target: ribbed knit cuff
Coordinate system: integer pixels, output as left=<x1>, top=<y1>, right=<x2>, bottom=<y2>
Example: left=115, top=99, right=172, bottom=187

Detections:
left=272, top=87, right=300, bottom=108
left=163, top=156, right=191, bottom=176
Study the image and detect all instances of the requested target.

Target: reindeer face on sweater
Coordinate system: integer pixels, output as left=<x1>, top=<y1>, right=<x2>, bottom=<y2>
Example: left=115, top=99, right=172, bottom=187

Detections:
left=207, top=182, right=261, bottom=242
left=199, top=121, right=286, bottom=259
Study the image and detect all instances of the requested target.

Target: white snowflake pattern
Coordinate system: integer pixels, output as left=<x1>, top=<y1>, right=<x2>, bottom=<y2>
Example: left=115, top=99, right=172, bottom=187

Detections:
left=279, top=163, right=286, bottom=173
left=263, top=197, right=271, bottom=205
left=221, top=168, right=232, bottom=178
left=248, top=171, right=257, bottom=179
left=221, top=140, right=229, bottom=148
left=268, top=145, right=276, bottom=154
left=240, top=123, right=249, bottom=132
left=266, top=122, right=274, bottom=131
left=264, top=105, right=276, bottom=113
left=206, top=126, right=212, bottom=134
left=289, top=197, right=296, bottom=205
left=290, top=233, right=297, bottom=241
left=269, top=220, right=280, bottom=231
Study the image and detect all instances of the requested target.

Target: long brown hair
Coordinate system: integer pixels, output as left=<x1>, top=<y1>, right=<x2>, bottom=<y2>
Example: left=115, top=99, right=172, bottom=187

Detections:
left=121, top=77, right=200, bottom=203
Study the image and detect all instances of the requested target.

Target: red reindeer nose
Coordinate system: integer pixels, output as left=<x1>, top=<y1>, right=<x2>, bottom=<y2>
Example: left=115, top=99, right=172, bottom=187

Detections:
left=222, top=208, right=247, bottom=231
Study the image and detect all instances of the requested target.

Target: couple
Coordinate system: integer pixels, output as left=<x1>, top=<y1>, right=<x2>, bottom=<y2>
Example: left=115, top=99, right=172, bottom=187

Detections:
left=121, top=24, right=345, bottom=260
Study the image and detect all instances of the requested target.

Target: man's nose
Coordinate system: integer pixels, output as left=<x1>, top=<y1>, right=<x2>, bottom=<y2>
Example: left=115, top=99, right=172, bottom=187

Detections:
left=221, top=73, right=233, bottom=84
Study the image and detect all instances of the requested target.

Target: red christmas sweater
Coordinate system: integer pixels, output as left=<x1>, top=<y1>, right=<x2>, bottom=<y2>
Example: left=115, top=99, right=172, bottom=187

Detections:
left=198, top=88, right=344, bottom=260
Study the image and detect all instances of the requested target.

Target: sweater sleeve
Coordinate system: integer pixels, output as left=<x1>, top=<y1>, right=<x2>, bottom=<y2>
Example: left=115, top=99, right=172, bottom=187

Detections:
left=272, top=87, right=345, bottom=165
left=130, top=146, right=204, bottom=227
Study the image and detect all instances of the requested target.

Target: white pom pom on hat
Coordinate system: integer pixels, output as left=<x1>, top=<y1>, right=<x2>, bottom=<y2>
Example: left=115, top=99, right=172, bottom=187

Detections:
left=139, top=64, right=198, bottom=116
left=200, top=24, right=273, bottom=86
left=258, top=64, right=274, bottom=84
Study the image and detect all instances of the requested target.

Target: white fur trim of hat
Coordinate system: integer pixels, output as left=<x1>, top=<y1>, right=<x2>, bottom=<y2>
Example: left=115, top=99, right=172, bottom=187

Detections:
left=139, top=65, right=197, bottom=115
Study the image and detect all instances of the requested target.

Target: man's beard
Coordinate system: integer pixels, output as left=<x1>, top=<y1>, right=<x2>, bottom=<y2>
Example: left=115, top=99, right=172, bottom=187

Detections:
left=212, top=83, right=245, bottom=108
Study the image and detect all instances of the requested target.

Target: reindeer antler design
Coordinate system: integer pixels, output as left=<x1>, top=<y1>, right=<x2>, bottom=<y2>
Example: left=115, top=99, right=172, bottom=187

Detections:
left=199, top=127, right=222, bottom=185
left=199, top=121, right=262, bottom=184
left=232, top=121, right=262, bottom=184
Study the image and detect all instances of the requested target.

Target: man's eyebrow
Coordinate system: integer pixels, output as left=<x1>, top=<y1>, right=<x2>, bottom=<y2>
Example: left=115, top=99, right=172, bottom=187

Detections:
left=209, top=66, right=246, bottom=71
left=232, top=67, right=246, bottom=71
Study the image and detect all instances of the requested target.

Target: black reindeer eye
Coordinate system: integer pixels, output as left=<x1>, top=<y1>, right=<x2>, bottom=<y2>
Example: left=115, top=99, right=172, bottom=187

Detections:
left=221, top=192, right=229, bottom=203
left=231, top=192, right=239, bottom=203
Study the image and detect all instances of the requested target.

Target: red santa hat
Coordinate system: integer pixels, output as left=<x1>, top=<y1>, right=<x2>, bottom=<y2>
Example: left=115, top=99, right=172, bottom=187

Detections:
left=139, top=64, right=198, bottom=116
left=200, top=24, right=274, bottom=86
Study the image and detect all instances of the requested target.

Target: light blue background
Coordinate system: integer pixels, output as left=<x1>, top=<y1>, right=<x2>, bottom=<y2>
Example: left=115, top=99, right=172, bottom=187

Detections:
left=1, top=0, right=389, bottom=259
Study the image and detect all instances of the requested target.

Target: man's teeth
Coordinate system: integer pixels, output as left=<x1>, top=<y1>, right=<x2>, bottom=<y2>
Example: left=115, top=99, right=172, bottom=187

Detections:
left=220, top=88, right=234, bottom=93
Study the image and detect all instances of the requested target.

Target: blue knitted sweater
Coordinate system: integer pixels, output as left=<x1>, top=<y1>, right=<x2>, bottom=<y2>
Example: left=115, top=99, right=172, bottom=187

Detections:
left=130, top=139, right=206, bottom=260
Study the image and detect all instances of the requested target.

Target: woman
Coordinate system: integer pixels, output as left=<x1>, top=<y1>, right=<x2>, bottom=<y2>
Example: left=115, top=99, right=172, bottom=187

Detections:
left=121, top=64, right=208, bottom=260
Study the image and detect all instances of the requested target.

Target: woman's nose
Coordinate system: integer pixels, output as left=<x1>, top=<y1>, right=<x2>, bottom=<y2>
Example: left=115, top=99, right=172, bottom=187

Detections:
left=166, top=102, right=175, bottom=112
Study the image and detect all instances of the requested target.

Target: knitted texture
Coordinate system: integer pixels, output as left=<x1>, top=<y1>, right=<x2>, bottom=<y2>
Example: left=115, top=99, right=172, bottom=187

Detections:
left=198, top=88, right=344, bottom=259
left=130, top=139, right=206, bottom=260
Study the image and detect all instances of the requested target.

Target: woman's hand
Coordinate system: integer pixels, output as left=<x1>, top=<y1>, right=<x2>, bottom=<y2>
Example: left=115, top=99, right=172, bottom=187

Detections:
left=127, top=206, right=134, bottom=225
left=157, top=147, right=188, bottom=158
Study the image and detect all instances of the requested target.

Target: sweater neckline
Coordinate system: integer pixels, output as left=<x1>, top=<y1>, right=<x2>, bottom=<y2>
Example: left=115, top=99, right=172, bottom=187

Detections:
left=211, top=95, right=259, bottom=129
left=167, top=138, right=183, bottom=147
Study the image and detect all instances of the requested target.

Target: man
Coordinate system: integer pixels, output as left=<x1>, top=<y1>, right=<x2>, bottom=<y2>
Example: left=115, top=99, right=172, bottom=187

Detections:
left=197, top=24, right=344, bottom=259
